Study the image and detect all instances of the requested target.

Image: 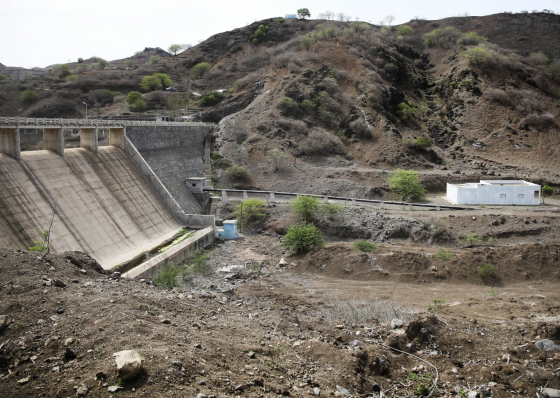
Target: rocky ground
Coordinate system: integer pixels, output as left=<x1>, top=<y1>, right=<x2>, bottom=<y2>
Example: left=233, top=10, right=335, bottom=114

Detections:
left=1, top=200, right=560, bottom=397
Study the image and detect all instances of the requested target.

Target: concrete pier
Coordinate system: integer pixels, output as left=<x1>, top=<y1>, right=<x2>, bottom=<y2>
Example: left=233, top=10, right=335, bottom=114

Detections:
left=109, top=127, right=125, bottom=149
left=222, top=190, right=228, bottom=205
left=80, top=128, right=98, bottom=153
left=44, top=128, right=64, bottom=156
left=0, top=128, right=21, bottom=160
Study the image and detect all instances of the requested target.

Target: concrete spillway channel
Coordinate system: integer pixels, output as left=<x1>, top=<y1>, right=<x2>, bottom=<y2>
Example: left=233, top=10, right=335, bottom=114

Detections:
left=0, top=120, right=215, bottom=279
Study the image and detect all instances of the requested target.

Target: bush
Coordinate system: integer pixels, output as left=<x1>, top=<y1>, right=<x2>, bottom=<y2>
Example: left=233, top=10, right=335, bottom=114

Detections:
left=140, top=73, right=171, bottom=91
left=185, top=249, right=211, bottom=276
left=29, top=229, right=50, bottom=252
left=436, top=249, right=454, bottom=260
left=250, top=24, right=269, bottom=44
left=387, top=169, right=427, bottom=201
left=542, top=185, right=554, bottom=203
left=154, top=262, right=183, bottom=290
left=297, top=128, right=346, bottom=156
left=462, top=45, right=493, bottom=68
left=348, top=119, right=372, bottom=138
left=290, top=195, right=320, bottom=222
left=191, top=62, right=211, bottom=79
left=198, top=91, right=225, bottom=106
left=486, top=89, right=511, bottom=105
left=211, top=152, right=232, bottom=170
left=225, top=165, right=250, bottom=182
left=321, top=201, right=342, bottom=220
left=132, top=98, right=147, bottom=112
left=353, top=241, right=377, bottom=252
left=396, top=102, right=414, bottom=121
left=477, top=263, right=496, bottom=277
left=458, top=32, right=488, bottom=45
left=150, top=55, right=162, bottom=65
left=231, top=198, right=266, bottom=226
left=280, top=222, right=325, bottom=253
left=268, top=148, right=287, bottom=171
left=125, top=91, right=143, bottom=105
left=278, top=97, right=301, bottom=116
left=415, top=136, right=433, bottom=150
left=396, top=25, right=414, bottom=36
left=20, top=90, right=39, bottom=102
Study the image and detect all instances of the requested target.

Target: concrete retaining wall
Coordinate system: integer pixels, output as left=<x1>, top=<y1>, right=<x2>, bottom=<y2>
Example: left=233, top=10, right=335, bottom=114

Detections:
left=126, top=125, right=213, bottom=215
left=123, top=227, right=215, bottom=279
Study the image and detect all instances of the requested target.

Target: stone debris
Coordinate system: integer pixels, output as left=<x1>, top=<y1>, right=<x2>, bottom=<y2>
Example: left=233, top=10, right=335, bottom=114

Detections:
left=535, top=339, right=560, bottom=351
left=52, top=279, right=66, bottom=288
left=113, top=350, right=143, bottom=381
left=108, top=386, right=124, bottom=393
left=336, top=385, right=351, bottom=396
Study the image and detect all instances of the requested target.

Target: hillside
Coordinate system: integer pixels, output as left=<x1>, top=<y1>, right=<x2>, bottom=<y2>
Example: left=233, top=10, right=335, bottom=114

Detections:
left=0, top=12, right=559, bottom=200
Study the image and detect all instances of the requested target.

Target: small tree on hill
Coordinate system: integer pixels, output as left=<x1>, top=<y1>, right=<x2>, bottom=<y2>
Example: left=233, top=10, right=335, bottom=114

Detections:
left=281, top=222, right=325, bottom=253
left=125, top=60, right=135, bottom=69
left=297, top=8, right=311, bottom=19
left=542, top=185, right=554, bottom=203
left=126, top=91, right=143, bottom=105
left=168, top=44, right=182, bottom=56
left=388, top=169, right=427, bottom=201
left=191, top=63, right=211, bottom=79
left=20, top=90, right=39, bottom=102
left=268, top=148, right=287, bottom=171
left=97, top=59, right=108, bottom=70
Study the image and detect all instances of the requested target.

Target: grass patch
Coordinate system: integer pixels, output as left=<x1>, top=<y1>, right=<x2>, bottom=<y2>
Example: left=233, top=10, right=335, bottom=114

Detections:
left=353, top=241, right=377, bottom=252
left=435, top=248, right=454, bottom=260
left=159, top=231, right=196, bottom=253
left=320, top=297, right=417, bottom=325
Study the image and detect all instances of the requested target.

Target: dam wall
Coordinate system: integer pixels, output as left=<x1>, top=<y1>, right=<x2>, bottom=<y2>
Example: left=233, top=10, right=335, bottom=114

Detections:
left=0, top=147, right=183, bottom=268
left=126, top=125, right=213, bottom=215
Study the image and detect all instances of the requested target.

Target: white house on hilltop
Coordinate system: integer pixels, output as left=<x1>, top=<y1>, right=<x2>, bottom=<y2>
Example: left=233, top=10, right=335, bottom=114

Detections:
left=446, top=180, right=541, bottom=205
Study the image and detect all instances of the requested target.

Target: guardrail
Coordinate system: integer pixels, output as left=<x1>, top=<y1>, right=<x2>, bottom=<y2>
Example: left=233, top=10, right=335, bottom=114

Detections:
left=204, top=188, right=475, bottom=211
left=0, top=117, right=214, bottom=128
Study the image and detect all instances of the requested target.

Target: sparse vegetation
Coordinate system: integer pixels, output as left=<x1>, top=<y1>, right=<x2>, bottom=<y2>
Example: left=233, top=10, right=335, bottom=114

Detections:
left=198, top=91, right=225, bottom=106
left=20, top=90, right=39, bottom=102
left=280, top=222, right=325, bottom=253
left=427, top=299, right=445, bottom=312
left=388, top=169, right=427, bottom=201
left=436, top=249, right=454, bottom=260
left=542, top=185, right=554, bottom=203
left=225, top=166, right=250, bottom=183
left=321, top=201, right=342, bottom=220
left=267, top=148, right=287, bottom=172
left=290, top=195, right=320, bottom=222
left=477, top=263, right=496, bottom=277
left=29, top=229, right=50, bottom=252
left=231, top=199, right=266, bottom=226
left=353, top=241, right=377, bottom=252
left=191, top=62, right=211, bottom=79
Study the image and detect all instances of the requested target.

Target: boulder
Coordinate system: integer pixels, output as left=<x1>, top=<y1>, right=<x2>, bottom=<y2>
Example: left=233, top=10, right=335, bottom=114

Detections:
left=113, top=350, right=143, bottom=380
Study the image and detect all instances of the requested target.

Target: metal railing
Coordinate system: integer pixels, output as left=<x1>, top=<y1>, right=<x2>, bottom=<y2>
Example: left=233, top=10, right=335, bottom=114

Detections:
left=204, top=188, right=475, bottom=211
left=0, top=117, right=214, bottom=128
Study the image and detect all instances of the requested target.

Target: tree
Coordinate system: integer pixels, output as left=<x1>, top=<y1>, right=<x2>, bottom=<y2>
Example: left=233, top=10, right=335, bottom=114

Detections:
left=167, top=92, right=187, bottom=116
left=191, top=62, right=211, bottom=79
left=384, top=15, right=396, bottom=26
left=132, top=98, right=147, bottom=112
left=297, top=8, right=311, bottom=19
left=281, top=222, right=325, bottom=253
left=290, top=195, right=320, bottom=222
left=126, top=91, right=143, bottom=105
left=387, top=169, right=427, bottom=201
left=268, top=148, right=287, bottom=171
left=324, top=10, right=334, bottom=20
left=140, top=73, right=171, bottom=91
left=77, top=57, right=84, bottom=63
left=97, top=59, right=108, bottom=70
left=168, top=44, right=182, bottom=56
left=396, top=25, right=414, bottom=37
left=124, top=60, right=135, bottom=69
left=337, top=12, right=346, bottom=22
left=20, top=90, right=39, bottom=102
left=542, top=185, right=554, bottom=203
left=150, top=55, right=162, bottom=65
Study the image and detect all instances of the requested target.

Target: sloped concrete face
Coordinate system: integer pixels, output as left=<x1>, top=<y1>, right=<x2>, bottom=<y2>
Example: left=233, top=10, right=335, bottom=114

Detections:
left=0, top=147, right=182, bottom=268
left=126, top=125, right=213, bottom=214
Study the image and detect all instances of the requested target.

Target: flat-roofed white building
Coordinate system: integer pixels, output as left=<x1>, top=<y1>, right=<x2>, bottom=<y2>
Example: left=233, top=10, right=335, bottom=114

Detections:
left=446, top=180, right=541, bottom=205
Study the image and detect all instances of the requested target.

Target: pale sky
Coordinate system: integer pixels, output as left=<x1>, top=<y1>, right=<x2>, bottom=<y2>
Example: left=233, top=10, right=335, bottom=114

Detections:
left=1, top=0, right=558, bottom=69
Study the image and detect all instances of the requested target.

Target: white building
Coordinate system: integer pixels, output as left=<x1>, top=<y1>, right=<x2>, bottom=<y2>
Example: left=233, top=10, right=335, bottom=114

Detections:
left=446, top=180, right=541, bottom=205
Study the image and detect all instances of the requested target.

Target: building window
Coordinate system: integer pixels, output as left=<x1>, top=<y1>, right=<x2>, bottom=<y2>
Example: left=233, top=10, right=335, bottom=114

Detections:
left=518, top=194, right=524, bottom=199
left=500, top=194, right=507, bottom=199
left=192, top=183, right=197, bottom=187
left=534, top=191, right=539, bottom=199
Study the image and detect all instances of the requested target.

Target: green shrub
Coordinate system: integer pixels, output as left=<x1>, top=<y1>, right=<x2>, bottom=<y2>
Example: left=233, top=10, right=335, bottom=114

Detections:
left=462, top=45, right=493, bottom=68
left=191, top=62, right=211, bottom=79
left=321, top=201, right=342, bottom=220
left=463, top=232, right=482, bottom=245
left=278, top=17, right=285, bottom=24
left=436, top=248, right=454, bottom=260
left=281, top=222, right=325, bottom=253
left=231, top=198, right=266, bottom=226
left=198, top=91, right=225, bottom=106
left=415, top=136, right=433, bottom=150
left=250, top=25, right=269, bottom=44
left=140, top=73, right=171, bottom=91
left=149, top=55, right=163, bottom=65
left=20, top=90, right=39, bottom=102
left=477, top=263, right=495, bottom=277
left=125, top=91, right=143, bottom=105
left=396, top=102, right=414, bottom=121
left=353, top=241, right=377, bottom=252
left=458, top=32, right=488, bottom=45
left=396, top=25, right=414, bottom=36
left=542, top=185, right=554, bottom=203
left=185, top=249, right=211, bottom=276
left=154, top=262, right=183, bottom=290
left=290, top=195, right=320, bottom=222
left=278, top=97, right=301, bottom=116
left=132, top=98, right=147, bottom=112
left=211, top=152, right=232, bottom=170
left=387, top=169, right=427, bottom=201
left=225, top=165, right=250, bottom=182
left=29, top=229, right=50, bottom=252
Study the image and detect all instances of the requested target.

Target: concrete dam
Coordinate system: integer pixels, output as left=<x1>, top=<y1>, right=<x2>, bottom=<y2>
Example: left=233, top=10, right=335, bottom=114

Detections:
left=0, top=118, right=215, bottom=272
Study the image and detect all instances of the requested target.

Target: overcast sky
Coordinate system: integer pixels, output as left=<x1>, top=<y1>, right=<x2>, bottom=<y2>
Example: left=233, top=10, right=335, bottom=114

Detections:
left=1, top=0, right=558, bottom=69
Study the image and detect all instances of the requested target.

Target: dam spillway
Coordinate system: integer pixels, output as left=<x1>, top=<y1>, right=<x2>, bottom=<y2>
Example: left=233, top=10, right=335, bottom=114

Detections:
left=0, top=147, right=183, bottom=268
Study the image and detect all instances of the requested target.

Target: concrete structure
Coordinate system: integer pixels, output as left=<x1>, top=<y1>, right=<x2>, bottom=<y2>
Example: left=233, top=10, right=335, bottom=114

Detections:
left=126, top=124, right=213, bottom=214
left=0, top=118, right=216, bottom=275
left=218, top=220, right=238, bottom=240
left=186, top=177, right=207, bottom=193
left=446, top=180, right=541, bottom=205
